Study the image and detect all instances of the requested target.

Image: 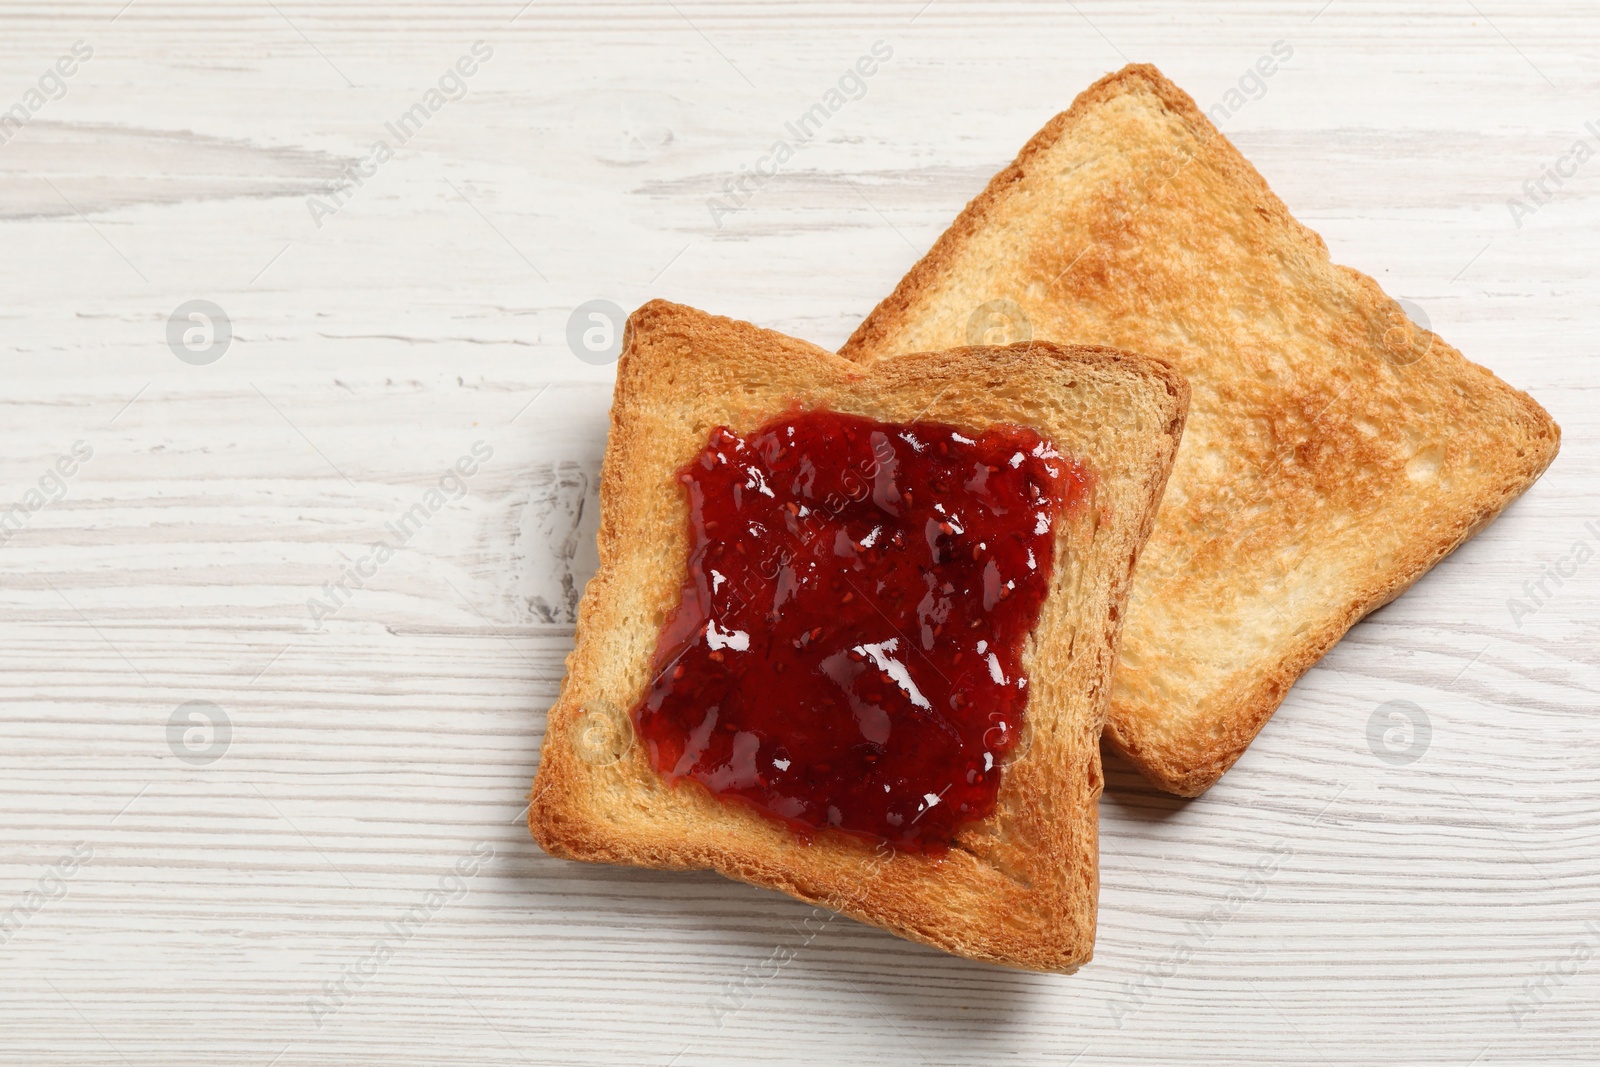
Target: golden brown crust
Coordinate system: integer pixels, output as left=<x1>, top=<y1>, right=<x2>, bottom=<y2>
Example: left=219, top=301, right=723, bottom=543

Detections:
left=528, top=299, right=1189, bottom=970
left=841, top=63, right=1561, bottom=796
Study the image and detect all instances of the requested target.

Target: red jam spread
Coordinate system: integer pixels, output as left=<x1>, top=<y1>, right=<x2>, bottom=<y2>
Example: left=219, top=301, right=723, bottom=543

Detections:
left=633, top=409, right=1087, bottom=851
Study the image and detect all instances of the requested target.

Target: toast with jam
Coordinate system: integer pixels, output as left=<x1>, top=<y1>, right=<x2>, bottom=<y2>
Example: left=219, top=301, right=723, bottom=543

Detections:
left=528, top=300, right=1187, bottom=971
left=840, top=64, right=1560, bottom=796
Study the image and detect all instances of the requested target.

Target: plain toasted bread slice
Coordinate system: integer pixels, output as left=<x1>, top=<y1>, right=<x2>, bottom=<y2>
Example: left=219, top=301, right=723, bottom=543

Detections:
left=841, top=64, right=1560, bottom=796
left=528, top=300, right=1188, bottom=971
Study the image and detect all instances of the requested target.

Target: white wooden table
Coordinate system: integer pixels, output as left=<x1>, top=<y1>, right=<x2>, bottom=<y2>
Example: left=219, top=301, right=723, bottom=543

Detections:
left=2, top=2, right=1595, bottom=1063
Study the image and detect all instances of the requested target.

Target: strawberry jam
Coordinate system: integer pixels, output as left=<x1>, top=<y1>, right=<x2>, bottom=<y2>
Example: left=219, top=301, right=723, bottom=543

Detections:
left=633, top=410, right=1087, bottom=851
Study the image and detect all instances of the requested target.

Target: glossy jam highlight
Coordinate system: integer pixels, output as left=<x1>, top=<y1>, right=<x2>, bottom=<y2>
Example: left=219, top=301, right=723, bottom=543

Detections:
left=633, top=410, right=1087, bottom=851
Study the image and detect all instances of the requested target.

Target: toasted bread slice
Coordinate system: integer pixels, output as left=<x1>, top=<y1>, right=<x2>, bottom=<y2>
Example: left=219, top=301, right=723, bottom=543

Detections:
left=841, top=64, right=1561, bottom=795
left=529, top=300, right=1187, bottom=971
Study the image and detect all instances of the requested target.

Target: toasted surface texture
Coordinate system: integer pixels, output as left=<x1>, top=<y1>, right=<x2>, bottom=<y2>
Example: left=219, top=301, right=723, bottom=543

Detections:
left=528, top=300, right=1188, bottom=971
left=841, top=64, right=1560, bottom=796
